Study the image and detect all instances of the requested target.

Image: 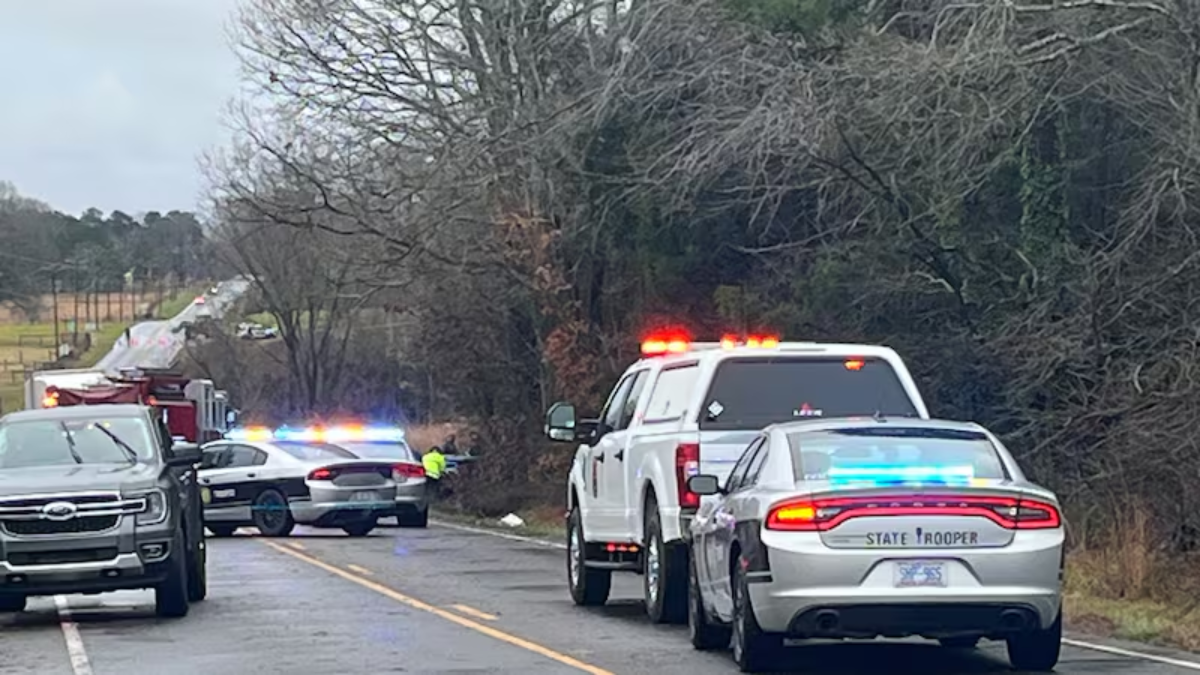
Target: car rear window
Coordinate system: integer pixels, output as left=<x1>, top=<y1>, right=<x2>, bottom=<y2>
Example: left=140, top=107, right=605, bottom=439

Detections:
left=273, top=441, right=358, bottom=461
left=787, top=428, right=1009, bottom=483
left=698, top=356, right=919, bottom=430
left=332, top=441, right=418, bottom=462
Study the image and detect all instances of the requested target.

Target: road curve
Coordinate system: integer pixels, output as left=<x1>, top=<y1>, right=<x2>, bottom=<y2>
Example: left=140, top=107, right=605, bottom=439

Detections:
left=7, top=521, right=1200, bottom=675
left=94, top=279, right=250, bottom=374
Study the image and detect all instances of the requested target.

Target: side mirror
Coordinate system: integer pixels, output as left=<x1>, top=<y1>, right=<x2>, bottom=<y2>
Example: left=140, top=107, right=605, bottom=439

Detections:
left=167, top=442, right=202, bottom=468
left=687, top=474, right=722, bottom=496
left=545, top=402, right=578, bottom=442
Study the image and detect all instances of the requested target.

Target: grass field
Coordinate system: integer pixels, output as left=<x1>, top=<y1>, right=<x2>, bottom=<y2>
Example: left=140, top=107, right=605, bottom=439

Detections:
left=0, top=284, right=210, bottom=413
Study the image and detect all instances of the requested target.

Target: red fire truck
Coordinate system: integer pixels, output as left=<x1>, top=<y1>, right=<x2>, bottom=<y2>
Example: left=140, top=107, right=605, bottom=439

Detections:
left=32, top=367, right=230, bottom=443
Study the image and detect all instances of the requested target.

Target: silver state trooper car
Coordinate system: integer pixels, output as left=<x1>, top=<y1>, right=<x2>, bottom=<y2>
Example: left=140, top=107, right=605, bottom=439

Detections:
left=686, top=417, right=1064, bottom=673
left=199, top=428, right=399, bottom=537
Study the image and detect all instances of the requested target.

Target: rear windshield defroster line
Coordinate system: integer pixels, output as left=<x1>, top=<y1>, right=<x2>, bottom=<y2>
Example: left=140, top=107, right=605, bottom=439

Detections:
left=697, top=356, right=919, bottom=431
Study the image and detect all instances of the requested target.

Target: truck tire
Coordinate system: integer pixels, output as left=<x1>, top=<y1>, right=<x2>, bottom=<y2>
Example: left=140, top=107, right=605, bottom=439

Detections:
left=155, top=531, right=191, bottom=618
left=567, top=506, right=611, bottom=606
left=187, top=536, right=207, bottom=602
left=644, top=502, right=688, bottom=624
left=0, top=595, right=26, bottom=612
left=252, top=488, right=295, bottom=537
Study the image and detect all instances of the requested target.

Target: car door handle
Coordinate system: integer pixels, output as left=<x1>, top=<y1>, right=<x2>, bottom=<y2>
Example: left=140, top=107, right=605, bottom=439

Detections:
left=200, top=478, right=211, bottom=485
left=614, top=449, right=624, bottom=461
left=246, top=473, right=257, bottom=479
left=595, top=453, right=605, bottom=462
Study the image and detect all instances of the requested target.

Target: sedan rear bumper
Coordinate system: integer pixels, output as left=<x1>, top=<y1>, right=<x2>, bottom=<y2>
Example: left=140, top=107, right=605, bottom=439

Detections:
left=748, top=529, right=1064, bottom=637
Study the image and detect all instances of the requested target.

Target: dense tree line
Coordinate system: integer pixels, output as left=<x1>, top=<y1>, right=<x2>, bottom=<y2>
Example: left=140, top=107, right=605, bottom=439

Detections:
left=0, top=180, right=220, bottom=315
left=203, top=0, right=1200, bottom=553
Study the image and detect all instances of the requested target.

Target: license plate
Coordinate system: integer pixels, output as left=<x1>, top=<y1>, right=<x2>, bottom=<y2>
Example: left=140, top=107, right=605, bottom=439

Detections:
left=894, top=561, right=947, bottom=588
left=350, top=491, right=378, bottom=502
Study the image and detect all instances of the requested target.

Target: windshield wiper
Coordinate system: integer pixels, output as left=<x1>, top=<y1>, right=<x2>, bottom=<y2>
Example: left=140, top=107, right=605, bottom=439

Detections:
left=59, top=422, right=84, bottom=464
left=91, top=424, right=139, bottom=464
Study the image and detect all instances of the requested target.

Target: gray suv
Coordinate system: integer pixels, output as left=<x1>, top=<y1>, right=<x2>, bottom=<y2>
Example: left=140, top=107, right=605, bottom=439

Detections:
left=0, top=404, right=207, bottom=618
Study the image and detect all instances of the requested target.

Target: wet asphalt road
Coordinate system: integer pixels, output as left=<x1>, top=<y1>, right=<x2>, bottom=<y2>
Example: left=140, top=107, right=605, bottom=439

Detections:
left=4, top=521, right=1200, bottom=675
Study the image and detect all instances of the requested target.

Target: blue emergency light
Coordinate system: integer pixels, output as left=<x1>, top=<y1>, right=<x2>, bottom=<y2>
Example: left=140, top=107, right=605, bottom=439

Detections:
left=225, top=425, right=406, bottom=443
left=827, top=464, right=975, bottom=486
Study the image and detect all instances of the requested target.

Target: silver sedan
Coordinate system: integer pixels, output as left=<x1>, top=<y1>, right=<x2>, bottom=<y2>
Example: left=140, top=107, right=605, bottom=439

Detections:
left=686, top=417, right=1064, bottom=673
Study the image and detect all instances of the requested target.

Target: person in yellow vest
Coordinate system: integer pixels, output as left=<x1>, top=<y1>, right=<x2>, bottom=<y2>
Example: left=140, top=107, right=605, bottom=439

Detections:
left=422, top=445, right=447, bottom=499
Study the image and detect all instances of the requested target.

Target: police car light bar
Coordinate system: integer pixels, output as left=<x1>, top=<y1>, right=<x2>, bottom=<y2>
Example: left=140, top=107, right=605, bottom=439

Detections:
left=226, top=425, right=406, bottom=443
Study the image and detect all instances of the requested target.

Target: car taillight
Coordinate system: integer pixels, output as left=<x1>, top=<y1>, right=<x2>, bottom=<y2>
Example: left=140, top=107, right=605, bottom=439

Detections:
left=393, top=463, right=425, bottom=480
left=308, top=467, right=335, bottom=481
left=764, top=495, right=1062, bottom=531
left=676, top=442, right=700, bottom=509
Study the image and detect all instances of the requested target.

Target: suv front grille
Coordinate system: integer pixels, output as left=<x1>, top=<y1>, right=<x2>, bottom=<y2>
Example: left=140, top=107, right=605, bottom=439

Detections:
left=3, top=515, right=120, bottom=536
left=0, top=491, right=145, bottom=537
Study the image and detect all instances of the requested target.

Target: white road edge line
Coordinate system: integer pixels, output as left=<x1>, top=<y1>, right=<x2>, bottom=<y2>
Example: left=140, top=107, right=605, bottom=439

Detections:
left=432, top=519, right=1200, bottom=671
left=54, top=595, right=94, bottom=675
left=431, top=519, right=566, bottom=549
left=1062, top=638, right=1200, bottom=671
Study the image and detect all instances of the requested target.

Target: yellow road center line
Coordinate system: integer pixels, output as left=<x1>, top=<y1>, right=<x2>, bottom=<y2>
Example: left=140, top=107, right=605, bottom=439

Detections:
left=451, top=604, right=498, bottom=621
left=287, top=541, right=306, bottom=550
left=260, top=541, right=613, bottom=675
left=347, top=563, right=373, bottom=576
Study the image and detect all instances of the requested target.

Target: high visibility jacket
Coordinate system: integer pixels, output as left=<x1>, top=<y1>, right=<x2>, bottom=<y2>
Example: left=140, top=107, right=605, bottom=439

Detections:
left=422, top=450, right=447, bottom=479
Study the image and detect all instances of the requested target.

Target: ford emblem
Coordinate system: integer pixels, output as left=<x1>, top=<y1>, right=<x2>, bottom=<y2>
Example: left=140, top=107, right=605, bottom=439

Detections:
left=42, top=501, right=77, bottom=521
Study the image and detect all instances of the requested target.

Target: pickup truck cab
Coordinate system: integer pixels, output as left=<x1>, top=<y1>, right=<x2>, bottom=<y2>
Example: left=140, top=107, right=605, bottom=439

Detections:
left=545, top=334, right=929, bottom=624
left=0, top=404, right=207, bottom=618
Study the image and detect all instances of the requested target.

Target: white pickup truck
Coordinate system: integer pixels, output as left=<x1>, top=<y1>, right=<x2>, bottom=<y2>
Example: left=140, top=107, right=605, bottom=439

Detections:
left=544, top=335, right=931, bottom=624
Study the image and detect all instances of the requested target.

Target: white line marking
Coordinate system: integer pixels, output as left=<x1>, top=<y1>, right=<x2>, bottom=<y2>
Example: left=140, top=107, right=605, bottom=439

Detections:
left=432, top=520, right=1200, bottom=671
left=54, top=595, right=94, bottom=675
left=430, top=519, right=565, bottom=549
left=1062, top=637, right=1200, bottom=671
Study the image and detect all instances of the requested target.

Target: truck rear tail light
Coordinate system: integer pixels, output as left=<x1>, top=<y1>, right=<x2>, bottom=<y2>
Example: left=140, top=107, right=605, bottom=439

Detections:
left=393, top=463, right=425, bottom=480
left=308, top=467, right=335, bottom=481
left=764, top=495, right=1063, bottom=531
left=676, top=442, right=700, bottom=509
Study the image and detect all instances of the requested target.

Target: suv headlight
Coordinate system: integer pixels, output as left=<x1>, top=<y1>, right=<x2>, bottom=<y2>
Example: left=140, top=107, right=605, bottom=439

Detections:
left=133, top=489, right=169, bottom=526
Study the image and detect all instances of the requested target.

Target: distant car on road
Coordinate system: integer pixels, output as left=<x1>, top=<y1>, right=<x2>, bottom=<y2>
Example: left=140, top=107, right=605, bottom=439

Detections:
left=0, top=404, right=207, bottom=618
left=685, top=417, right=1064, bottom=673
left=198, top=431, right=399, bottom=537
left=236, top=322, right=278, bottom=340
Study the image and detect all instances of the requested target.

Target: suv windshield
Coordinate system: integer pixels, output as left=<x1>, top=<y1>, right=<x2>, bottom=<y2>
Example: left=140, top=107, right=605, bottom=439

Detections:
left=273, top=441, right=358, bottom=461
left=0, top=417, right=155, bottom=469
left=787, top=428, right=1008, bottom=483
left=699, top=357, right=919, bottom=430
left=332, top=441, right=418, bottom=462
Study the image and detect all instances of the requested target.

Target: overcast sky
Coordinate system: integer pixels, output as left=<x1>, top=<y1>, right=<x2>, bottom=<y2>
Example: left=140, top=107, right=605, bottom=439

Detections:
left=0, top=0, right=244, bottom=216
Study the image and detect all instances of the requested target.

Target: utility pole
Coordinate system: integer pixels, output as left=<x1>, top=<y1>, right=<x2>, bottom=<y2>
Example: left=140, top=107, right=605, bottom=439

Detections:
left=51, top=271, right=59, bottom=360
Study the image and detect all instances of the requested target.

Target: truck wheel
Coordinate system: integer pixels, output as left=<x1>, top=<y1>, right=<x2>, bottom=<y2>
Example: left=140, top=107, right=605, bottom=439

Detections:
left=155, top=531, right=191, bottom=618
left=1007, top=610, right=1062, bottom=672
left=186, top=536, right=207, bottom=602
left=0, top=595, right=26, bottom=612
left=252, top=488, right=295, bottom=537
left=567, top=506, right=611, bottom=606
left=206, top=524, right=238, bottom=537
left=342, top=519, right=377, bottom=537
left=644, top=503, right=688, bottom=624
